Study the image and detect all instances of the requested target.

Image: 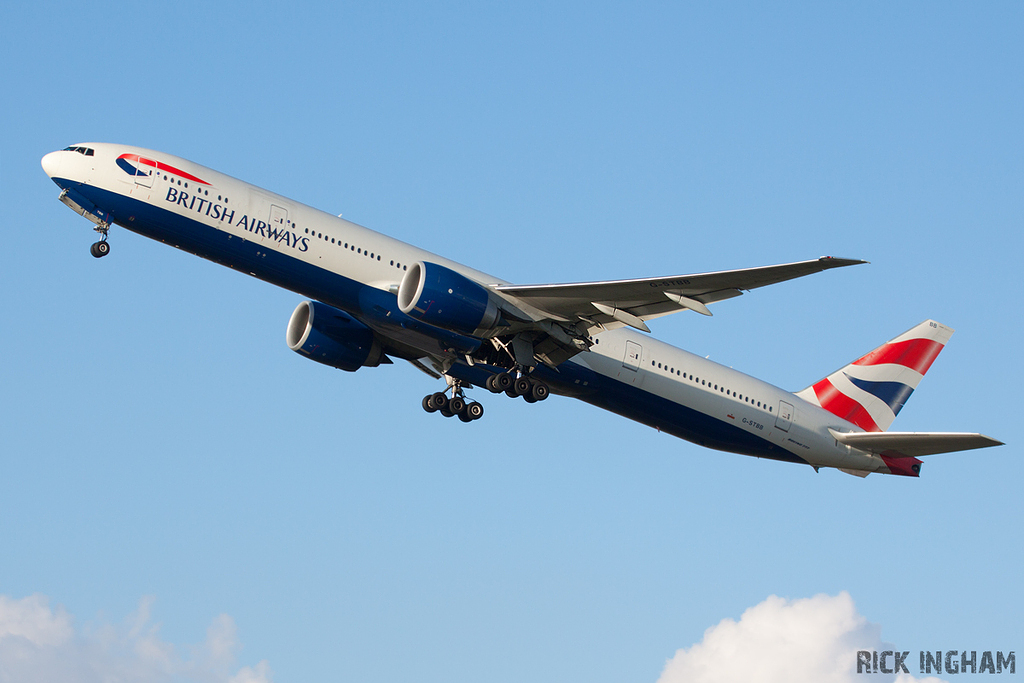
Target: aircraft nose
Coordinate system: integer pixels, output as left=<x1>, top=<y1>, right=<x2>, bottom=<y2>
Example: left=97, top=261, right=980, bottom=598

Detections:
left=41, top=151, right=62, bottom=178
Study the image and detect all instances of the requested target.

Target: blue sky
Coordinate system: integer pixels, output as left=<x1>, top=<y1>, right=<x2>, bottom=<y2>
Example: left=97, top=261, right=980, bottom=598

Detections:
left=2, top=2, right=1020, bottom=681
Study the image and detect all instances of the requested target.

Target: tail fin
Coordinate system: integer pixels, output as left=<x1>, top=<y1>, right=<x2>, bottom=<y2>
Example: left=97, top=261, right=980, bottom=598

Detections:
left=794, top=320, right=953, bottom=432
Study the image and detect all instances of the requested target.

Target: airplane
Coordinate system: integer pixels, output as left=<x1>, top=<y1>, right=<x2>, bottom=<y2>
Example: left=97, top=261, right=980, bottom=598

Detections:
left=41, top=143, right=1002, bottom=477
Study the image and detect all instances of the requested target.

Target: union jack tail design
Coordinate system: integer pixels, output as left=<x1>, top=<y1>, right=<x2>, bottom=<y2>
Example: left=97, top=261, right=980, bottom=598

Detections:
left=794, top=320, right=954, bottom=432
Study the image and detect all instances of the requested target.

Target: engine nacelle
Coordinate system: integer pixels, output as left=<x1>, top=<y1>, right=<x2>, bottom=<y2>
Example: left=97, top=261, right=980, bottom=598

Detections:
left=286, top=301, right=385, bottom=372
left=397, top=261, right=501, bottom=335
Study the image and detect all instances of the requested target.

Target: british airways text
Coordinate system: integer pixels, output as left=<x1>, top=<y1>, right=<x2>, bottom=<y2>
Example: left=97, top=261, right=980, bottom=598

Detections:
left=164, top=187, right=309, bottom=252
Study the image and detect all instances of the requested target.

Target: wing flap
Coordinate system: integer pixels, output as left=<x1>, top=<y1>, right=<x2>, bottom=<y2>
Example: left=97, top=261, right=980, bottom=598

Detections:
left=495, top=257, right=865, bottom=329
left=829, top=430, right=1004, bottom=458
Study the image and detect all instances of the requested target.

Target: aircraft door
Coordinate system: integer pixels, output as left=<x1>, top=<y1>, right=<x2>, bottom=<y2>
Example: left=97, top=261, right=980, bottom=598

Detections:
left=618, top=340, right=645, bottom=387
left=270, top=204, right=288, bottom=237
left=133, top=157, right=155, bottom=188
left=776, top=400, right=794, bottom=432
left=248, top=191, right=290, bottom=244
left=623, top=340, right=642, bottom=371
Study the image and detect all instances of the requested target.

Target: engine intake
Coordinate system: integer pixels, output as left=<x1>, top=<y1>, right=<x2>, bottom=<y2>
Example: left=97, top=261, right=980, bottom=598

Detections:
left=287, top=301, right=385, bottom=371
left=397, top=261, right=501, bottom=335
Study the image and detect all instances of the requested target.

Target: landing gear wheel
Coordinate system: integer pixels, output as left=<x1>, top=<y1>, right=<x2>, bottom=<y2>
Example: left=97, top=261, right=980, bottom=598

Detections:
left=424, top=379, right=486, bottom=423
left=530, top=381, right=550, bottom=402
left=494, top=372, right=514, bottom=392
left=523, top=393, right=537, bottom=404
left=90, top=241, right=110, bottom=258
left=513, top=377, right=532, bottom=397
left=486, top=374, right=504, bottom=393
left=449, top=396, right=466, bottom=415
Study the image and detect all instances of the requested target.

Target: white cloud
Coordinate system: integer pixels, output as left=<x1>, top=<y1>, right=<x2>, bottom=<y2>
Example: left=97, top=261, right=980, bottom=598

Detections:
left=0, top=594, right=73, bottom=648
left=657, top=592, right=948, bottom=683
left=0, top=594, right=271, bottom=683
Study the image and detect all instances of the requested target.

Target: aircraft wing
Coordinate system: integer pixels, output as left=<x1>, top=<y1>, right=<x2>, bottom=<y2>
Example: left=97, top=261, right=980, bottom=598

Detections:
left=495, top=256, right=866, bottom=333
left=829, top=430, right=1004, bottom=457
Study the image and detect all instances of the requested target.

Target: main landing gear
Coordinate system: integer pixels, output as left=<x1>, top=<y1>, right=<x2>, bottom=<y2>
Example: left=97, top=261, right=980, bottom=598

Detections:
left=486, top=371, right=550, bottom=403
left=420, top=371, right=550, bottom=423
left=421, top=383, right=485, bottom=423
left=90, top=222, right=111, bottom=258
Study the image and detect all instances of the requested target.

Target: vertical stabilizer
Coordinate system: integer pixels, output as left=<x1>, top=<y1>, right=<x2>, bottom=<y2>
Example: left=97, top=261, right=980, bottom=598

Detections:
left=794, top=320, right=953, bottom=432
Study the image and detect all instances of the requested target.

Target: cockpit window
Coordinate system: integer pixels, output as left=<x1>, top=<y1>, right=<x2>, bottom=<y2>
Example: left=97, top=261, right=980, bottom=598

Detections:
left=62, top=146, right=94, bottom=156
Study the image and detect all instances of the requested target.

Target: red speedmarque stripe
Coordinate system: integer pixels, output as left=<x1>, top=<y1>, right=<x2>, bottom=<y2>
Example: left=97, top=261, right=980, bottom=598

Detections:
left=811, top=379, right=881, bottom=432
left=117, top=154, right=210, bottom=185
left=852, top=338, right=943, bottom=375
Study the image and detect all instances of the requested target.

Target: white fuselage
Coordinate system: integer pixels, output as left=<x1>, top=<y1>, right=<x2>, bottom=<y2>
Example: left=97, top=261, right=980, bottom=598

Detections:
left=42, top=143, right=888, bottom=475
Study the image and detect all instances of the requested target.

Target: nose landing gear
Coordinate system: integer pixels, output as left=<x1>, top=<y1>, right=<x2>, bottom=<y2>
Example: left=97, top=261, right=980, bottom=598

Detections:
left=90, top=223, right=111, bottom=258
left=90, top=239, right=110, bottom=258
left=55, top=188, right=113, bottom=258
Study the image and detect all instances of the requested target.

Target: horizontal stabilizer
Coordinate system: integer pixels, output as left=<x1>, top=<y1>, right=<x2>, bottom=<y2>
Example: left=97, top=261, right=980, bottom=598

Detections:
left=829, top=430, right=1004, bottom=458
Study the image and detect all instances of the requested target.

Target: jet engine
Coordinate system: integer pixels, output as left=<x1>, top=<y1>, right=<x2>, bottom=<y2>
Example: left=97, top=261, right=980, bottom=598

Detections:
left=286, top=301, right=386, bottom=371
left=397, top=261, right=501, bottom=336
